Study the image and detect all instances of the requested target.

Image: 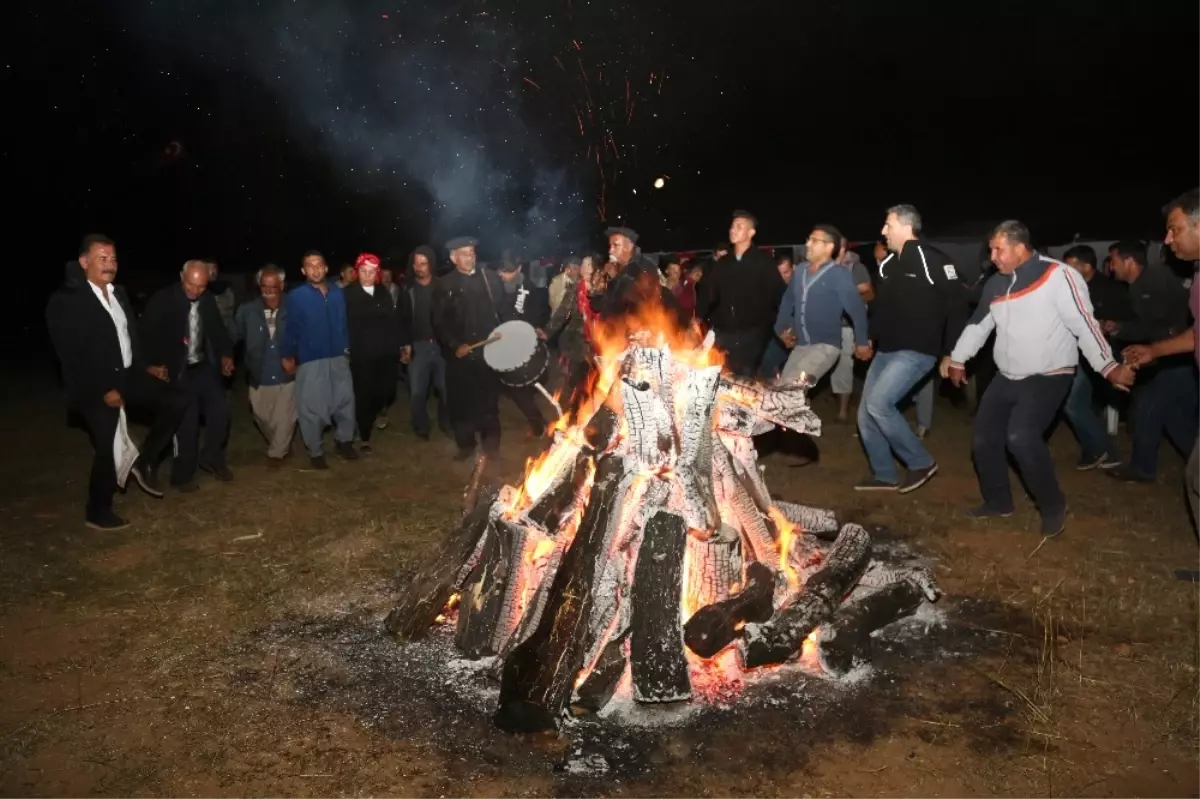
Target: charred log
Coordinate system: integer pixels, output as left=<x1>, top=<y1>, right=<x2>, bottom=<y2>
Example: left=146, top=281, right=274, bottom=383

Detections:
left=461, top=453, right=490, bottom=516
left=526, top=452, right=591, bottom=532
left=455, top=519, right=523, bottom=658
left=584, top=405, right=620, bottom=453
left=683, top=561, right=776, bottom=658
left=737, top=523, right=872, bottom=668
left=383, top=487, right=499, bottom=640
left=629, top=510, right=692, bottom=704
left=816, top=580, right=927, bottom=676
left=772, top=500, right=840, bottom=540
left=494, top=455, right=627, bottom=733
left=570, top=633, right=629, bottom=715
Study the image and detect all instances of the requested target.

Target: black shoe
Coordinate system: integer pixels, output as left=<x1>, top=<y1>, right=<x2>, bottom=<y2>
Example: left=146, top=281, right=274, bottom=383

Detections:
left=360, top=442, right=373, bottom=455
left=854, top=477, right=899, bottom=491
left=172, top=481, right=200, bottom=494
left=130, top=459, right=164, bottom=498
left=85, top=511, right=130, bottom=531
left=1105, top=468, right=1153, bottom=484
left=310, top=455, right=329, bottom=470
left=967, top=504, right=1014, bottom=519
left=335, top=441, right=358, bottom=460
left=453, top=447, right=476, bottom=462
left=200, top=463, right=234, bottom=482
left=898, top=464, right=938, bottom=494
left=1041, top=508, right=1067, bottom=538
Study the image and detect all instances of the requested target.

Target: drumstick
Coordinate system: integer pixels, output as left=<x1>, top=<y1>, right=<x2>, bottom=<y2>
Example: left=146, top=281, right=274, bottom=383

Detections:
left=462, top=332, right=503, bottom=354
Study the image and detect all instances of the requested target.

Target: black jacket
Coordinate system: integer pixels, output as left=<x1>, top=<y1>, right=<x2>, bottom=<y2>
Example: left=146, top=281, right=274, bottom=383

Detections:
left=431, top=267, right=515, bottom=356
left=139, top=283, right=234, bottom=382
left=46, top=277, right=140, bottom=409
left=602, top=256, right=681, bottom=319
left=696, top=247, right=786, bottom=333
left=871, top=240, right=969, bottom=357
left=1113, top=265, right=1190, bottom=343
left=1084, top=270, right=1131, bottom=323
left=344, top=283, right=401, bottom=360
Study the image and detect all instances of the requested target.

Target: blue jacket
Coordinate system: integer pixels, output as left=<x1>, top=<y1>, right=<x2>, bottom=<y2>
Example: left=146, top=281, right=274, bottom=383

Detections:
left=234, top=298, right=292, bottom=387
left=775, top=261, right=869, bottom=348
left=280, top=282, right=350, bottom=365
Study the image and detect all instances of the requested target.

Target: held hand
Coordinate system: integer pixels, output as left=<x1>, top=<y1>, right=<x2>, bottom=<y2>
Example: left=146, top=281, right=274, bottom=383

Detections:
left=854, top=344, right=873, bottom=361
left=1107, top=363, right=1136, bottom=392
left=946, top=361, right=967, bottom=387
left=399, top=346, right=412, bottom=364
left=779, top=329, right=797, bottom=349
left=535, top=328, right=547, bottom=340
left=220, top=356, right=235, bottom=377
left=146, top=365, right=169, bottom=382
left=1101, top=320, right=1119, bottom=335
left=281, top=356, right=297, bottom=376
left=455, top=344, right=471, bottom=359
left=1121, top=344, right=1155, bottom=368
left=102, top=389, right=124, bottom=408
left=938, top=355, right=953, bottom=379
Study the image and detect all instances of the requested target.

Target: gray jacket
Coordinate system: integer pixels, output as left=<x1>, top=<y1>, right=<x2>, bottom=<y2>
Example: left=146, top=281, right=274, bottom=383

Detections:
left=234, top=299, right=293, bottom=387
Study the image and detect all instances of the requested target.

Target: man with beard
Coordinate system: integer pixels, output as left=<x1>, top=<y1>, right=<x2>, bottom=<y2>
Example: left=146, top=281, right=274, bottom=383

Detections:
left=344, top=252, right=402, bottom=454
left=46, top=234, right=189, bottom=528
left=281, top=250, right=358, bottom=468
left=697, top=210, right=786, bottom=376
left=140, top=260, right=235, bottom=490
left=234, top=264, right=296, bottom=466
left=431, top=237, right=516, bottom=460
left=398, top=246, right=450, bottom=440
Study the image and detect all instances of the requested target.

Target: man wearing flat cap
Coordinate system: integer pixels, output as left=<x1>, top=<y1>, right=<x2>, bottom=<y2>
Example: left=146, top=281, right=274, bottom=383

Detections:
left=697, top=210, right=787, bottom=376
left=602, top=225, right=678, bottom=318
left=431, top=237, right=517, bottom=459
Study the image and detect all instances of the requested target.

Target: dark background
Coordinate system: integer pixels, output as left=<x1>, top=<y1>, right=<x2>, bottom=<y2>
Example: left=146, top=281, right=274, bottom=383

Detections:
left=8, top=0, right=1198, bottom=362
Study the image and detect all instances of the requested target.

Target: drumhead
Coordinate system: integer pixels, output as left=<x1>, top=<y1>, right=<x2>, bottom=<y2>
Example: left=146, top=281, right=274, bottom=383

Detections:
left=484, top=320, right=538, bottom=372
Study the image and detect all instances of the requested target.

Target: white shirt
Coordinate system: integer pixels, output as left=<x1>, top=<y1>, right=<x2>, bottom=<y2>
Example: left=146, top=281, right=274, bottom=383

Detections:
left=88, top=280, right=133, bottom=368
left=363, top=285, right=375, bottom=296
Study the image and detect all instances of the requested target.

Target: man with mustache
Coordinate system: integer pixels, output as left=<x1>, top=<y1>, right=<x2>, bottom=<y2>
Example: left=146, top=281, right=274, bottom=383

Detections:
left=46, top=234, right=189, bottom=529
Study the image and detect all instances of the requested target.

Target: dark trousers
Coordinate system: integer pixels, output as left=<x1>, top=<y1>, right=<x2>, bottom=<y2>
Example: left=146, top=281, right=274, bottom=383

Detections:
left=715, top=328, right=769, bottom=378
left=172, top=361, right=230, bottom=485
left=445, top=353, right=501, bottom=454
left=972, top=372, right=1072, bottom=516
left=502, top=384, right=547, bottom=434
left=563, top=357, right=592, bottom=417
left=1128, top=363, right=1199, bottom=478
left=78, top=368, right=187, bottom=519
left=350, top=354, right=399, bottom=443
left=408, top=341, right=448, bottom=437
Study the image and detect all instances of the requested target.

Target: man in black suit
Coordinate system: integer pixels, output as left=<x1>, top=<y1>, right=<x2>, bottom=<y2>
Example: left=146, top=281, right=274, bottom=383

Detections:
left=140, top=260, right=235, bottom=490
left=46, top=234, right=188, bottom=530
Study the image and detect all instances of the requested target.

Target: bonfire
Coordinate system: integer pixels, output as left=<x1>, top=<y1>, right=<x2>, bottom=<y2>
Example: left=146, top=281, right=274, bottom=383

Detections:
left=384, top=278, right=942, bottom=733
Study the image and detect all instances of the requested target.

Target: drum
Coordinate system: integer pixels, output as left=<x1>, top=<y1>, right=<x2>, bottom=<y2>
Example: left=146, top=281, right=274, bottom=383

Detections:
left=483, top=320, right=549, bottom=388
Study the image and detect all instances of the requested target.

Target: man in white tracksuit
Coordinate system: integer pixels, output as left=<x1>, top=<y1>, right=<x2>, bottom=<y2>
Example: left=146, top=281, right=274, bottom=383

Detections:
left=941, top=220, right=1136, bottom=538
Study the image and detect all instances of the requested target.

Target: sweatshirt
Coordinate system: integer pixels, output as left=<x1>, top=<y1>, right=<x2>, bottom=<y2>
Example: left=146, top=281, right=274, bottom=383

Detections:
left=949, top=253, right=1118, bottom=380
left=871, top=240, right=969, bottom=357
left=279, top=282, right=350, bottom=365
left=775, top=261, right=869, bottom=348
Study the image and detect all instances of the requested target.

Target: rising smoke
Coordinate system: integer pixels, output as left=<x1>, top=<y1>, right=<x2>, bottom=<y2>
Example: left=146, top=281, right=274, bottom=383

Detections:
left=116, top=0, right=590, bottom=258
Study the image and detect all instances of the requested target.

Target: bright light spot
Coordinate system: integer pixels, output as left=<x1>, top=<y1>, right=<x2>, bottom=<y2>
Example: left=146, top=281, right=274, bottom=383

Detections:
left=654, top=177, right=665, bottom=189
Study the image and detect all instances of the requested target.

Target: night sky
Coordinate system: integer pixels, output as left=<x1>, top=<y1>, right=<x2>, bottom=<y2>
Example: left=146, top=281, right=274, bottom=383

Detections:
left=12, top=0, right=1200, bottom=289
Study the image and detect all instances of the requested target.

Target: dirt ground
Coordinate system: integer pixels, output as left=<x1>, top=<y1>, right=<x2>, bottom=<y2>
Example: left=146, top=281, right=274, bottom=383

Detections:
left=1, top=373, right=1197, bottom=798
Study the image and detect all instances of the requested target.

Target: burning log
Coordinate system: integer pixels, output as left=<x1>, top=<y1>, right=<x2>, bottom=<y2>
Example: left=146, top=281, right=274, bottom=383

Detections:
left=668, top=365, right=722, bottom=532
left=717, top=377, right=822, bottom=436
left=461, top=453, right=490, bottom=516
left=494, top=455, right=628, bottom=734
left=571, top=632, right=628, bottom=715
left=772, top=500, right=840, bottom=539
left=683, top=561, right=776, bottom=658
left=525, top=452, right=590, bottom=532
left=737, top=523, right=872, bottom=668
left=384, top=487, right=499, bottom=640
left=456, top=518, right=524, bottom=658
left=816, top=579, right=929, bottom=677
left=683, top=532, right=742, bottom=612
left=630, top=510, right=692, bottom=703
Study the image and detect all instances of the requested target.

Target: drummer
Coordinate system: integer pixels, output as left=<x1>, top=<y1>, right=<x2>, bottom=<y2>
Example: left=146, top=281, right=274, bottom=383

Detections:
left=431, top=236, right=516, bottom=460
left=495, top=260, right=549, bottom=438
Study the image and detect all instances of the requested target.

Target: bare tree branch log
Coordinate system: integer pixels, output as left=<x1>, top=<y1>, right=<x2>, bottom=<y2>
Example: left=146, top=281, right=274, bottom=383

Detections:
left=383, top=487, right=499, bottom=640
left=570, top=633, right=629, bottom=715
left=816, top=580, right=928, bottom=676
left=630, top=510, right=692, bottom=703
left=456, top=519, right=522, bottom=658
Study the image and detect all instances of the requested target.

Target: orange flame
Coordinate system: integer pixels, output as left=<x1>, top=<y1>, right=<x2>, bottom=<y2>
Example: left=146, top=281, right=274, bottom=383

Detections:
left=767, top=506, right=802, bottom=592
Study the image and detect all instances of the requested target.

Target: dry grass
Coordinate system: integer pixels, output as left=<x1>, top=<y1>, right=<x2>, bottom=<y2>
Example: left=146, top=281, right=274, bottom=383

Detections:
left=0, top=379, right=1196, bottom=797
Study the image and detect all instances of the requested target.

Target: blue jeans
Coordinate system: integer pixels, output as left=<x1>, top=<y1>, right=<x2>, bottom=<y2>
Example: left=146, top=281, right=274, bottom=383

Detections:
left=409, top=341, right=448, bottom=436
left=1062, top=365, right=1116, bottom=462
left=1128, top=363, right=1198, bottom=478
left=909, top=370, right=935, bottom=430
left=858, top=350, right=937, bottom=483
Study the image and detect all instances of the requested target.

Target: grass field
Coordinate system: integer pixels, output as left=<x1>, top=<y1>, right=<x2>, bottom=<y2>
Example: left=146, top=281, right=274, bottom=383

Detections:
left=1, top=373, right=1197, bottom=797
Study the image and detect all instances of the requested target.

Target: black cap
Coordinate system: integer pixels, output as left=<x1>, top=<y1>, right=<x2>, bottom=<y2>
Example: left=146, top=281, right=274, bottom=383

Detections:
left=604, top=226, right=639, bottom=244
left=497, top=260, right=520, bottom=273
left=445, top=236, right=477, bottom=252
left=563, top=255, right=582, bottom=267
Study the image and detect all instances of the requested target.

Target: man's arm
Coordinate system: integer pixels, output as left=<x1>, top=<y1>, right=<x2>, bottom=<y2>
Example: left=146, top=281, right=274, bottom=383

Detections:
left=202, top=294, right=234, bottom=358
left=279, top=290, right=301, bottom=359
left=838, top=270, right=870, bottom=346
left=1053, top=266, right=1118, bottom=376
left=851, top=261, right=875, bottom=302
left=925, top=246, right=970, bottom=353
left=233, top=303, right=248, bottom=345
left=948, top=280, right=999, bottom=366
left=695, top=261, right=721, bottom=322
left=1123, top=326, right=1196, bottom=367
left=430, top=282, right=463, bottom=352
left=773, top=275, right=795, bottom=335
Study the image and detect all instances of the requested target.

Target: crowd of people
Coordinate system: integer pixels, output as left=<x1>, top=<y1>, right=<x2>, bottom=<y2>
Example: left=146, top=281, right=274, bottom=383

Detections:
left=47, top=192, right=1199, bottom=546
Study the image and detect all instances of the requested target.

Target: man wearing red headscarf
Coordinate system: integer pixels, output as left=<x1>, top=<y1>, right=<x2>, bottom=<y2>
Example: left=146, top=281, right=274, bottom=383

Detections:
left=344, top=252, right=403, bottom=452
